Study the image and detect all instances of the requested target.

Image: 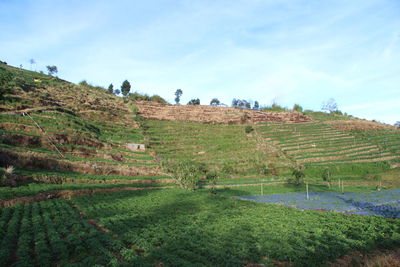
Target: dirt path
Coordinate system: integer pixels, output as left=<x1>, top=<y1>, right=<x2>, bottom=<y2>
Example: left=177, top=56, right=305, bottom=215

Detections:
left=2, top=180, right=399, bottom=208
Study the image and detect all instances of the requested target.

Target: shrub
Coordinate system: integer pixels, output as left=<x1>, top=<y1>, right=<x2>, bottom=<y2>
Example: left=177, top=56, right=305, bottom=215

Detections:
left=205, top=171, right=219, bottom=193
left=128, top=92, right=168, bottom=104
left=149, top=95, right=168, bottom=104
left=322, top=168, right=332, bottom=188
left=293, top=104, right=303, bottom=112
left=187, top=98, right=200, bottom=105
left=262, top=102, right=288, bottom=112
left=254, top=162, right=269, bottom=175
left=161, top=160, right=207, bottom=190
left=290, top=170, right=305, bottom=186
left=245, top=125, right=254, bottom=134
left=222, top=162, right=235, bottom=174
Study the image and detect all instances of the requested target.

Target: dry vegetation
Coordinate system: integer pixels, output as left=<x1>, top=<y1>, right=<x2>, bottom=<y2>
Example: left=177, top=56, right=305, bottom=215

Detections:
left=135, top=101, right=312, bottom=124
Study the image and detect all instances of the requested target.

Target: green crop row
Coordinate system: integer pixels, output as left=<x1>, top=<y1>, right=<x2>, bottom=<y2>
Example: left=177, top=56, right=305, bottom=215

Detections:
left=71, top=188, right=400, bottom=266
left=0, top=199, right=141, bottom=265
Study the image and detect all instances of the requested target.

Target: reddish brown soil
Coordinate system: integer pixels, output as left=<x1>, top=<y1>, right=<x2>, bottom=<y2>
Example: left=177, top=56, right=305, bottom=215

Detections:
left=326, top=120, right=397, bottom=132
left=330, top=248, right=400, bottom=267
left=135, top=101, right=312, bottom=124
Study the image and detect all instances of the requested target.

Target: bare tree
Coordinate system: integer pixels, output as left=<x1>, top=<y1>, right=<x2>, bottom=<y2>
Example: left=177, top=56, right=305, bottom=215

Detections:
left=321, top=98, right=338, bottom=113
left=29, top=59, right=36, bottom=70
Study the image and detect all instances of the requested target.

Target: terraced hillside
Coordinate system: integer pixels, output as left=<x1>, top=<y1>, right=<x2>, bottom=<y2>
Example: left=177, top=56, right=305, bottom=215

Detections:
left=325, top=119, right=400, bottom=160
left=0, top=64, right=172, bottom=198
left=256, top=122, right=400, bottom=166
left=144, top=120, right=294, bottom=185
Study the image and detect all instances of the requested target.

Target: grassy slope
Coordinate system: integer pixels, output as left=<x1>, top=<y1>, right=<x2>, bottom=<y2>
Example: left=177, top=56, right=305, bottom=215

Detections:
left=144, top=119, right=294, bottom=185
left=0, top=64, right=168, bottom=194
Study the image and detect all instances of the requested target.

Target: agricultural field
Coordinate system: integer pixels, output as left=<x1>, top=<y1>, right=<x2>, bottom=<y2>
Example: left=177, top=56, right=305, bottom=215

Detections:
left=70, top=188, right=400, bottom=266
left=256, top=122, right=400, bottom=165
left=0, top=198, right=140, bottom=266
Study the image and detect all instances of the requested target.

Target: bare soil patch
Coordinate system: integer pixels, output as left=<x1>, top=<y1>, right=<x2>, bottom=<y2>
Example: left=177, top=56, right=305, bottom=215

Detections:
left=330, top=248, right=400, bottom=267
left=135, top=101, right=312, bottom=124
left=326, top=120, right=397, bottom=132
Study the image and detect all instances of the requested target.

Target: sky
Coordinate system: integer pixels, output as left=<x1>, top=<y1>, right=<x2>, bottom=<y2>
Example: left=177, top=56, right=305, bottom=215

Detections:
left=1, top=0, right=399, bottom=124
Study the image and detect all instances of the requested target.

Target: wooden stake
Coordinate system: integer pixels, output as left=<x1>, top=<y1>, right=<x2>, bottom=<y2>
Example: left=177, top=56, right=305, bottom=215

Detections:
left=306, top=182, right=309, bottom=200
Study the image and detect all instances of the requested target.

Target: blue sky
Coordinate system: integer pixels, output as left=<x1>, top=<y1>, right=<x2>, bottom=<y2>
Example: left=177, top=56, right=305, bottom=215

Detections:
left=1, top=0, right=399, bottom=124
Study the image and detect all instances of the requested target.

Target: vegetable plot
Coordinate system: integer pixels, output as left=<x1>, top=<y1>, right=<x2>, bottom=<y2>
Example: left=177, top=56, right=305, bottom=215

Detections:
left=236, top=189, right=400, bottom=218
left=72, top=189, right=400, bottom=266
left=0, top=199, right=138, bottom=266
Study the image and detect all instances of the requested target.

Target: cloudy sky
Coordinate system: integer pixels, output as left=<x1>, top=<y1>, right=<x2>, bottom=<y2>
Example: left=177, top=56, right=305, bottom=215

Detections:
left=1, top=0, right=399, bottom=124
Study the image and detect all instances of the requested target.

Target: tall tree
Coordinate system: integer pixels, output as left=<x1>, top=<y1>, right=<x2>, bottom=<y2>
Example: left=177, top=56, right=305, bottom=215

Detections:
left=175, top=89, right=183, bottom=104
left=107, top=83, right=114, bottom=94
left=121, top=80, right=131, bottom=97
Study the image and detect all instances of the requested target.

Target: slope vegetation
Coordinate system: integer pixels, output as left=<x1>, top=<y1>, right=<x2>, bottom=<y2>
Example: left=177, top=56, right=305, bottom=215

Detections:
left=0, top=64, right=170, bottom=195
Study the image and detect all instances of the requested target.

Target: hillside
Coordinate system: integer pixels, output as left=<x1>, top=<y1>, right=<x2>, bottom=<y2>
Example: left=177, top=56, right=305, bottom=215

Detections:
left=1, top=64, right=400, bottom=266
left=0, top=64, right=170, bottom=193
left=1, top=63, right=400, bottom=192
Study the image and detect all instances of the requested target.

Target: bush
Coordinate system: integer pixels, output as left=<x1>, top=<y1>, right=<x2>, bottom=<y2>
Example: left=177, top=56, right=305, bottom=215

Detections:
left=187, top=98, right=200, bottom=105
left=244, top=125, right=254, bottom=134
left=222, top=162, right=235, bottom=174
left=322, top=168, right=332, bottom=188
left=293, top=104, right=303, bottom=112
left=262, top=102, right=288, bottom=112
left=290, top=170, right=305, bottom=186
left=128, top=92, right=168, bottom=104
left=161, top=160, right=208, bottom=190
left=254, top=162, right=269, bottom=175
left=205, top=171, right=219, bottom=193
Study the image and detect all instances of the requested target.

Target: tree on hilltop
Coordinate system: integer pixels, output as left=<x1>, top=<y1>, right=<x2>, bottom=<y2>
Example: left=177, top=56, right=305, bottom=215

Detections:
left=121, top=80, right=131, bottom=97
left=321, top=98, right=338, bottom=113
left=175, top=89, right=183, bottom=104
left=187, top=98, right=200, bottom=105
left=46, top=65, right=58, bottom=75
left=253, top=101, right=259, bottom=110
left=210, top=98, right=220, bottom=106
left=107, top=83, right=114, bottom=94
left=395, top=121, right=400, bottom=127
left=29, top=59, right=36, bottom=70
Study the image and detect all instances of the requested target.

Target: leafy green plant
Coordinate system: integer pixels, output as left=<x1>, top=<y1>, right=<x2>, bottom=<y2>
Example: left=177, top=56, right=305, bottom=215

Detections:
left=293, top=103, right=303, bottom=112
left=290, top=170, right=305, bottom=185
left=205, top=170, right=219, bottom=193
left=244, top=125, right=254, bottom=134
left=322, top=168, right=332, bottom=188
left=161, top=159, right=207, bottom=190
